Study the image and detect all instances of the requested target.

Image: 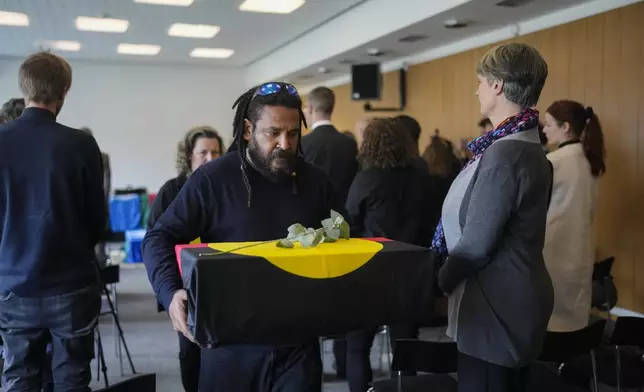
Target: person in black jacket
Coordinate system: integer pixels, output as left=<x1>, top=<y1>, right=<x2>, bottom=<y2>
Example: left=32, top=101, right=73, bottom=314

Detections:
left=395, top=114, right=429, bottom=175
left=421, top=135, right=463, bottom=232
left=344, top=117, right=436, bottom=392
left=143, top=82, right=342, bottom=391
left=147, top=125, right=223, bottom=392
left=301, top=86, right=358, bottom=207
left=0, top=52, right=105, bottom=392
left=301, top=86, right=358, bottom=378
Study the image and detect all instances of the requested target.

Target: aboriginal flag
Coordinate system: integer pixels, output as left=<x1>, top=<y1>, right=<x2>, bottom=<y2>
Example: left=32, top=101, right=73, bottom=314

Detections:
left=176, top=238, right=435, bottom=347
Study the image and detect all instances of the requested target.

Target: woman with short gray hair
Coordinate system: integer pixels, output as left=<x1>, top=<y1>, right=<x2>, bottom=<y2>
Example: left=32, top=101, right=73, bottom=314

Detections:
left=431, top=43, right=554, bottom=391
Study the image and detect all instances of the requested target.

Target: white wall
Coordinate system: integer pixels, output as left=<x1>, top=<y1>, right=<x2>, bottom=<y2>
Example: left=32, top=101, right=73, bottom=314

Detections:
left=0, top=59, right=244, bottom=192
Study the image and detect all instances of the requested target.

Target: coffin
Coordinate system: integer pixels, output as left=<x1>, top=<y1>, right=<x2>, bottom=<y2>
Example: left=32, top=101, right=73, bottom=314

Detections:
left=175, top=238, right=435, bottom=347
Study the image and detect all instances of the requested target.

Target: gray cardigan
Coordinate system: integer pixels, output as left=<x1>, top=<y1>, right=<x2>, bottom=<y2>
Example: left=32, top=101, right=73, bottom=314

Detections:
left=438, top=129, right=554, bottom=367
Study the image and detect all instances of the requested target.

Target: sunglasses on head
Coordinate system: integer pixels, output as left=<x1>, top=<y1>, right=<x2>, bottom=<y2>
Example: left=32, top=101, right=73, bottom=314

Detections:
left=252, top=82, right=299, bottom=100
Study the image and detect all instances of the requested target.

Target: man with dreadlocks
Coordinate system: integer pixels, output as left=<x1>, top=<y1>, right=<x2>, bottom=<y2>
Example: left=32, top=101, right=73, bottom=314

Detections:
left=143, top=82, right=342, bottom=391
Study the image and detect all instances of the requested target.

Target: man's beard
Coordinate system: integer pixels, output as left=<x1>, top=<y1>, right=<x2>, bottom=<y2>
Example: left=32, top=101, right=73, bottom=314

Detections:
left=247, top=137, right=297, bottom=182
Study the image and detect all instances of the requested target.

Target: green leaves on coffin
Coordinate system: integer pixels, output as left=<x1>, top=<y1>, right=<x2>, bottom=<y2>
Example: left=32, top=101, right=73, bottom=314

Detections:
left=276, top=209, right=350, bottom=248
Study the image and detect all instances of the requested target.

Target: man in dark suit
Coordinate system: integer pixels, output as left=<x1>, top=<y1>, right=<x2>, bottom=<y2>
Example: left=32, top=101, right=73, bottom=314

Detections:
left=301, top=86, right=358, bottom=207
left=0, top=52, right=105, bottom=391
left=301, top=87, right=358, bottom=379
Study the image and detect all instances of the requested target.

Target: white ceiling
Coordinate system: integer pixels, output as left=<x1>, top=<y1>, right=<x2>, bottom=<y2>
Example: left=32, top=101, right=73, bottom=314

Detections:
left=0, top=0, right=365, bottom=67
left=0, top=0, right=637, bottom=89
left=284, top=0, right=592, bottom=86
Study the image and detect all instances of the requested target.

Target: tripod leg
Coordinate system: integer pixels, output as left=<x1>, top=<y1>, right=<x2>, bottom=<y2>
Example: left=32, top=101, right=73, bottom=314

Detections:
left=100, top=282, right=136, bottom=374
left=110, top=283, right=124, bottom=377
left=95, top=326, right=109, bottom=387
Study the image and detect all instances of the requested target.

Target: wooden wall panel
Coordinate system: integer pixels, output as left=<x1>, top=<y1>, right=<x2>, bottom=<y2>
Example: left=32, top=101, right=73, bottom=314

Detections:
left=318, top=2, right=644, bottom=312
left=636, top=23, right=644, bottom=308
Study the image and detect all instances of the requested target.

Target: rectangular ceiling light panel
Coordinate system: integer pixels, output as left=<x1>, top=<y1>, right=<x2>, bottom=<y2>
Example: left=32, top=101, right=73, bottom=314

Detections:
left=168, top=23, right=220, bottom=38
left=41, top=40, right=82, bottom=52
left=239, top=0, right=305, bottom=14
left=0, top=10, right=29, bottom=26
left=134, top=0, right=194, bottom=6
left=190, top=48, right=234, bottom=58
left=76, top=16, right=129, bottom=33
left=118, top=43, right=161, bottom=55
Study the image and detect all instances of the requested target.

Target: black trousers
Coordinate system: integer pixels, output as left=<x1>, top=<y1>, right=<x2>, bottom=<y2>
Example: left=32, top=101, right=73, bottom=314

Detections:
left=178, top=332, right=200, bottom=392
left=0, top=285, right=100, bottom=392
left=345, top=324, right=418, bottom=392
left=198, top=342, right=321, bottom=392
left=457, top=352, right=530, bottom=392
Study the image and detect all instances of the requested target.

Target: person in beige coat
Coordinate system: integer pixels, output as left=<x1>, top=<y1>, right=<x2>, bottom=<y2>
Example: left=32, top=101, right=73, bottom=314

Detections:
left=542, top=100, right=607, bottom=332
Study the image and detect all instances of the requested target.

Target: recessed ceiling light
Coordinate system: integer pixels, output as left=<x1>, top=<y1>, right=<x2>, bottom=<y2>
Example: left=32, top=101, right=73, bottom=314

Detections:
left=168, top=23, right=220, bottom=39
left=39, top=40, right=82, bottom=52
left=0, top=10, right=29, bottom=26
left=134, top=0, right=194, bottom=5
left=367, top=48, right=381, bottom=55
left=190, top=48, right=234, bottom=59
left=117, top=43, right=161, bottom=56
left=76, top=16, right=129, bottom=33
left=239, top=0, right=305, bottom=14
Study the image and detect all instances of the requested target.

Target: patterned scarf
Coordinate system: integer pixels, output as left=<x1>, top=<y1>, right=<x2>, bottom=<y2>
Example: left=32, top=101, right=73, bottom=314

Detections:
left=430, top=108, right=540, bottom=256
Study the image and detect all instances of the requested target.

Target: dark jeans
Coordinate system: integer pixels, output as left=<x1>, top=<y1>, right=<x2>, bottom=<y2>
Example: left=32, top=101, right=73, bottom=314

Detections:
left=178, top=332, right=200, bottom=392
left=199, top=342, right=322, bottom=392
left=0, top=285, right=100, bottom=392
left=457, top=351, right=530, bottom=392
left=345, top=324, right=419, bottom=392
left=332, top=337, right=347, bottom=377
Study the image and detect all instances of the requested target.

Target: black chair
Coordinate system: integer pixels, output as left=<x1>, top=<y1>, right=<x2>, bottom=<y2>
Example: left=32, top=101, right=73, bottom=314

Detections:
left=94, top=373, right=156, bottom=392
left=591, top=257, right=617, bottom=313
left=369, top=339, right=457, bottom=392
left=607, top=316, right=644, bottom=392
left=538, top=320, right=607, bottom=392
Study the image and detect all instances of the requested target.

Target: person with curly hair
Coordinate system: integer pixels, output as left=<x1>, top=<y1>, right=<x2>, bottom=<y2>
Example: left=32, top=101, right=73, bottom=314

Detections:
left=0, top=98, right=25, bottom=124
left=147, top=125, right=223, bottom=392
left=343, top=117, right=436, bottom=392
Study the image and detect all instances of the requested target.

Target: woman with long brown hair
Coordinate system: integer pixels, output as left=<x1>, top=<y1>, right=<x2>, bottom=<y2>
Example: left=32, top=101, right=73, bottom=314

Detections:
left=422, top=135, right=462, bottom=230
left=344, top=117, right=435, bottom=392
left=542, top=100, right=606, bottom=332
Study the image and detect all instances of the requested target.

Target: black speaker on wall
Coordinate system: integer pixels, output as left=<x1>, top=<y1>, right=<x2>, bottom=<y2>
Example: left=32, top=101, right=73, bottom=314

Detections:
left=351, top=63, right=381, bottom=101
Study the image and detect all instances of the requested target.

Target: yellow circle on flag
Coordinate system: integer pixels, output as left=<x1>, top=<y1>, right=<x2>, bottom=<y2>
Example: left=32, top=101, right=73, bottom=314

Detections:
left=208, top=239, right=383, bottom=279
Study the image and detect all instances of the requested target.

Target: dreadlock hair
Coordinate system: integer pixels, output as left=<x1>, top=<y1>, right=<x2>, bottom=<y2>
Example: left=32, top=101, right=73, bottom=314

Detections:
left=229, top=84, right=308, bottom=207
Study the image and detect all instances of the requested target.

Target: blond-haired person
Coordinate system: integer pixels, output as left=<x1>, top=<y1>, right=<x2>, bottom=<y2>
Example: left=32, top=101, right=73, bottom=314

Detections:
left=431, top=43, right=554, bottom=392
left=0, top=52, right=105, bottom=392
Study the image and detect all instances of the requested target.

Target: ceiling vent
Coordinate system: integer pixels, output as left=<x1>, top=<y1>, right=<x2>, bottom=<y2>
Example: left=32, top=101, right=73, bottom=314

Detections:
left=298, top=74, right=313, bottom=80
left=339, top=58, right=355, bottom=65
left=317, top=66, right=332, bottom=74
left=367, top=49, right=390, bottom=57
left=495, top=0, right=535, bottom=7
left=398, top=34, right=429, bottom=43
left=444, top=18, right=469, bottom=29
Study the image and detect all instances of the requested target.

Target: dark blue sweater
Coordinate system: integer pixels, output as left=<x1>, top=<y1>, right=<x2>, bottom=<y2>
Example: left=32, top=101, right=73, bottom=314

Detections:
left=0, top=108, right=106, bottom=297
left=142, top=151, right=342, bottom=309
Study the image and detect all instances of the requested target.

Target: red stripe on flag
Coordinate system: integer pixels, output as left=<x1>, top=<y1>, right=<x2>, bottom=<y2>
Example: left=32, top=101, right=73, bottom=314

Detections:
left=175, top=244, right=208, bottom=275
left=364, top=237, right=392, bottom=242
